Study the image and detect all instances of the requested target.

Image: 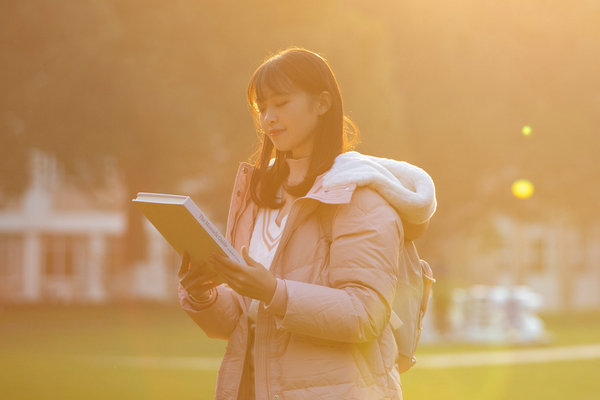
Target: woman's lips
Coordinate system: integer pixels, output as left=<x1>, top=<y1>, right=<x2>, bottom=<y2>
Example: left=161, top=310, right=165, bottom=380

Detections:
left=269, top=129, right=285, bottom=137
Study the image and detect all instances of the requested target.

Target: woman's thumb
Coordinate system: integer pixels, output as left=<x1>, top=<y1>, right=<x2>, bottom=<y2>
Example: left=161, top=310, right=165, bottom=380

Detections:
left=241, top=246, right=257, bottom=267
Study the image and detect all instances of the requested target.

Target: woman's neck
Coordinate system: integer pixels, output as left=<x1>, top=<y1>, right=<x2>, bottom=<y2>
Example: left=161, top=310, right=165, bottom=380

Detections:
left=286, top=155, right=310, bottom=186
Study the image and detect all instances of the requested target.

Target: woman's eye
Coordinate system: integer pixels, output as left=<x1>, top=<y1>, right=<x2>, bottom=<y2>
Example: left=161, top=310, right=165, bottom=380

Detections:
left=275, top=101, right=288, bottom=107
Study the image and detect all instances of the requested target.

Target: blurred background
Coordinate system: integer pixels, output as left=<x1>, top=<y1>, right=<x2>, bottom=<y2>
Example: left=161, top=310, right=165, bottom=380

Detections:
left=1, top=1, right=599, bottom=399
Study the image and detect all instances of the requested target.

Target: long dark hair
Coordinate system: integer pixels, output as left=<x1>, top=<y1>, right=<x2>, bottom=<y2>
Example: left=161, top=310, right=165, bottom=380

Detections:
left=246, top=47, right=358, bottom=208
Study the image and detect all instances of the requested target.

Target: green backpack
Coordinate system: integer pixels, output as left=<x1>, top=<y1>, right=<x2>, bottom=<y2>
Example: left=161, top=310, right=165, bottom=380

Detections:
left=319, top=206, right=435, bottom=373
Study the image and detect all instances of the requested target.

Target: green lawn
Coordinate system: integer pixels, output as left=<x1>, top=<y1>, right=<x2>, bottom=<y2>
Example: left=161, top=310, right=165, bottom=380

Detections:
left=1, top=303, right=599, bottom=400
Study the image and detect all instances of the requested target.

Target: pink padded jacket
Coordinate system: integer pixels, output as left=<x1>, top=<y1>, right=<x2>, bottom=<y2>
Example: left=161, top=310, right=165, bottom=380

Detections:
left=179, top=152, right=436, bottom=400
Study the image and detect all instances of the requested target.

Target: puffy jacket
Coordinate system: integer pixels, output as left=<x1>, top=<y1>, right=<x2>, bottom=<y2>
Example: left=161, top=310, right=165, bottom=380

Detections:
left=179, top=151, right=436, bottom=400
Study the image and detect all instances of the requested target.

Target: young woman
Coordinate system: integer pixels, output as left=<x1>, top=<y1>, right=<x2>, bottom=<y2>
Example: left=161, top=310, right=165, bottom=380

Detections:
left=178, top=47, right=436, bottom=400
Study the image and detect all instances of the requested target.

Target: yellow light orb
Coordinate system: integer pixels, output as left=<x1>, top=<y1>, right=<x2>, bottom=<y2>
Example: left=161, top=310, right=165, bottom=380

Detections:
left=512, top=179, right=535, bottom=199
left=522, top=125, right=532, bottom=136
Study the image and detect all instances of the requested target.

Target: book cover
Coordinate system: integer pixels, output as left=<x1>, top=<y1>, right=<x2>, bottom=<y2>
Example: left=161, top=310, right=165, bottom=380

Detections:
left=132, top=192, right=244, bottom=265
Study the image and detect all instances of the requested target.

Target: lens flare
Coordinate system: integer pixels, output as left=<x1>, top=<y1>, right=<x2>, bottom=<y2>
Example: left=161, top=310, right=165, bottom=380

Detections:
left=511, top=179, right=534, bottom=199
left=522, top=125, right=532, bottom=136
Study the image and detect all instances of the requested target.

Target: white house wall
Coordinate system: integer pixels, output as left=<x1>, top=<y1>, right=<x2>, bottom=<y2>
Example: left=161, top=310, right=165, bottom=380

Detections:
left=0, top=211, right=124, bottom=235
left=453, top=215, right=600, bottom=311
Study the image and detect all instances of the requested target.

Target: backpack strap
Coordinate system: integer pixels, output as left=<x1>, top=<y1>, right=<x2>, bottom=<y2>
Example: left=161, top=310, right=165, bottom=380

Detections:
left=419, top=260, right=436, bottom=329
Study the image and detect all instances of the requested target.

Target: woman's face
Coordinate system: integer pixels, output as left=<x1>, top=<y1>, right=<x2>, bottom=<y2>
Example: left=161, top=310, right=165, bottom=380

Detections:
left=257, top=86, right=323, bottom=159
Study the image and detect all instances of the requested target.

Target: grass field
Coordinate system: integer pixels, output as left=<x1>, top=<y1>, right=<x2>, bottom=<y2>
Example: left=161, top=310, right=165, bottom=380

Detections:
left=1, top=303, right=599, bottom=400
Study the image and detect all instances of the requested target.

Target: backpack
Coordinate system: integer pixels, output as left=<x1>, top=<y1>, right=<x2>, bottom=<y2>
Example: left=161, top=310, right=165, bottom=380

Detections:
left=318, top=205, right=435, bottom=373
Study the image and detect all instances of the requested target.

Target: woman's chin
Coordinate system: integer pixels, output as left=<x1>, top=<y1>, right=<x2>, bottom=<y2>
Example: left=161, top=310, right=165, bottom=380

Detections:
left=269, top=140, right=290, bottom=153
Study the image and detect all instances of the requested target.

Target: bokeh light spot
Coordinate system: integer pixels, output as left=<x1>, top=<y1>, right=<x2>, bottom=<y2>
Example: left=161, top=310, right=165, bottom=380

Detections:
left=522, top=125, right=532, bottom=136
left=512, top=179, right=535, bottom=199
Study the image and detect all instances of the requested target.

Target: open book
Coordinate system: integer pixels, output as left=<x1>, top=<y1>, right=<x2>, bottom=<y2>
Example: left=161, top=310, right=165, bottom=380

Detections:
left=132, top=192, right=244, bottom=265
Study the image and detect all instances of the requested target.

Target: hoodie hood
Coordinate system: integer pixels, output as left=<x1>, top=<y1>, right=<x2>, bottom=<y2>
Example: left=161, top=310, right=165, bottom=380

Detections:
left=321, top=151, right=437, bottom=225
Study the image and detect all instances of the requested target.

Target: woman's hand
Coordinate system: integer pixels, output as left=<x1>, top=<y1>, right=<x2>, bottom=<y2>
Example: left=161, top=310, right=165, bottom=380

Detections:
left=209, top=246, right=277, bottom=304
left=178, top=252, right=223, bottom=300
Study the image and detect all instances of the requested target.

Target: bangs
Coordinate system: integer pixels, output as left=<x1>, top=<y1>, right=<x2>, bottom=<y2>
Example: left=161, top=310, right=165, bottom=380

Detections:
left=247, top=61, right=296, bottom=111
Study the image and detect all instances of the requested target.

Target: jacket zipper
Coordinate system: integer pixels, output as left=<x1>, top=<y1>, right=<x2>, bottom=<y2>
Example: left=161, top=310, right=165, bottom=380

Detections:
left=256, top=198, right=308, bottom=399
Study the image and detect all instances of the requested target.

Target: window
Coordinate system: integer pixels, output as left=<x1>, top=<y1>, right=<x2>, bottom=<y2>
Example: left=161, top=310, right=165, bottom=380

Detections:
left=0, top=235, right=23, bottom=280
left=42, top=234, right=87, bottom=277
left=530, top=237, right=546, bottom=273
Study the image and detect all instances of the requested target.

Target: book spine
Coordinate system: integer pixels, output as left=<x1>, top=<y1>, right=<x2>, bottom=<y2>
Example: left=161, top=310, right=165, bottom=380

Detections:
left=186, top=201, right=245, bottom=264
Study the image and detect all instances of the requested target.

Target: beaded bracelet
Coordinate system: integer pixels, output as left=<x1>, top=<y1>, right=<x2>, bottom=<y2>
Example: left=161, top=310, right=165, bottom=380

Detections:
left=188, top=289, right=213, bottom=304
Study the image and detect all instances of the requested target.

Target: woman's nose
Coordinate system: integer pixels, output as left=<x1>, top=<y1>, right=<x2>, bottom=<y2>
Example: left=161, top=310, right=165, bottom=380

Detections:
left=263, top=107, right=277, bottom=124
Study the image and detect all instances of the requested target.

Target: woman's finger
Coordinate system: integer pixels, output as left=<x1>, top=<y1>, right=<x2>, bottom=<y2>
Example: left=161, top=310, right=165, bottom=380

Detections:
left=182, top=267, right=220, bottom=286
left=210, top=253, right=246, bottom=274
left=184, top=272, right=221, bottom=292
left=181, top=261, right=214, bottom=283
left=177, top=251, right=191, bottom=279
left=203, top=271, right=225, bottom=286
left=241, top=246, right=261, bottom=268
left=179, top=271, right=197, bottom=288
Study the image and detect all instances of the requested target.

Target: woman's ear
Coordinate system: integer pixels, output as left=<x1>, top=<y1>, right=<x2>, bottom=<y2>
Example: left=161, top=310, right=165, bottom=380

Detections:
left=317, top=91, right=332, bottom=115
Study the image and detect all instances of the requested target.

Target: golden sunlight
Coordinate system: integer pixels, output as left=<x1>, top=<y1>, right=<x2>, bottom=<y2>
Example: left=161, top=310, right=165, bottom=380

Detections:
left=521, top=125, right=532, bottom=136
left=511, top=179, right=535, bottom=199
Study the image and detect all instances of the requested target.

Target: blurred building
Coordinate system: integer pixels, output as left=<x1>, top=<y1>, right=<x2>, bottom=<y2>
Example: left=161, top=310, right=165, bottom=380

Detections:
left=0, top=151, right=177, bottom=303
left=2, top=152, right=599, bottom=310
left=448, top=285, right=549, bottom=344
left=446, top=214, right=600, bottom=311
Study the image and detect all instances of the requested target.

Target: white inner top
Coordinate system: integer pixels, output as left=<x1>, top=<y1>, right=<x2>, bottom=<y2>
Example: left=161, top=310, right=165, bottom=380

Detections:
left=248, top=205, right=288, bottom=324
left=248, top=207, right=288, bottom=271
